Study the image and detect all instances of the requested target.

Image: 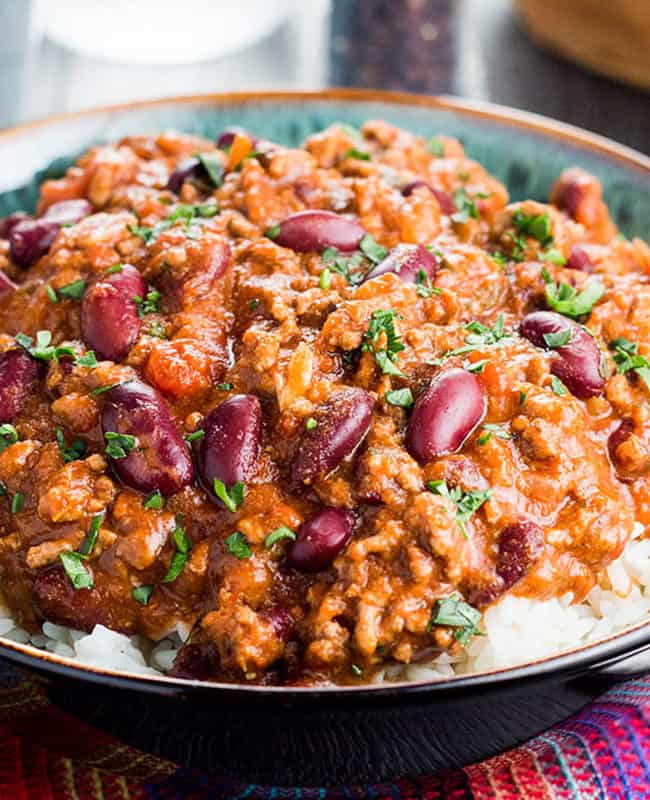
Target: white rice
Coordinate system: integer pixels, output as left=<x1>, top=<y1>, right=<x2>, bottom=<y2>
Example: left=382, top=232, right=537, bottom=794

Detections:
left=1, top=522, right=649, bottom=684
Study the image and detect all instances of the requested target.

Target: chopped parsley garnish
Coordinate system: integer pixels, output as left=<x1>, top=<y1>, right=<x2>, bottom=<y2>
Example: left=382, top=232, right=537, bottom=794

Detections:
left=249, top=298, right=260, bottom=311
left=225, top=531, right=252, bottom=559
left=15, top=331, right=75, bottom=363
left=144, top=490, right=163, bottom=510
left=10, top=492, right=24, bottom=514
left=0, top=481, right=7, bottom=497
left=55, top=428, right=86, bottom=463
left=104, top=431, right=138, bottom=460
left=512, top=210, right=552, bottom=246
left=361, top=309, right=406, bottom=377
left=76, top=351, right=98, bottom=367
left=0, top=424, right=18, bottom=453
left=609, top=337, right=650, bottom=392
left=432, top=315, right=510, bottom=368
left=319, top=267, right=332, bottom=290
left=265, top=526, right=296, bottom=549
left=490, top=251, right=508, bottom=266
left=321, top=247, right=366, bottom=285
left=213, top=478, right=246, bottom=513
left=466, top=358, right=489, bottom=374
left=132, top=585, right=154, bottom=605
left=147, top=321, right=167, bottom=339
left=185, top=429, right=205, bottom=443
left=478, top=423, right=512, bottom=446
left=415, top=268, right=441, bottom=298
left=359, top=234, right=388, bottom=264
left=451, top=188, right=487, bottom=224
left=128, top=203, right=219, bottom=244
left=519, top=390, right=527, bottom=405
left=427, top=136, right=444, bottom=157
left=78, top=514, right=103, bottom=558
left=106, top=264, right=123, bottom=274
left=342, top=148, right=370, bottom=161
left=539, top=248, right=566, bottom=266
left=385, top=387, right=414, bottom=408
left=162, top=515, right=192, bottom=583
left=543, top=328, right=572, bottom=349
left=305, top=417, right=317, bottom=430
left=541, top=268, right=604, bottom=319
left=45, top=285, right=58, bottom=302
left=91, top=382, right=122, bottom=397
left=351, top=664, right=363, bottom=676
left=197, top=151, right=225, bottom=187
left=217, top=382, right=233, bottom=391
left=133, top=288, right=161, bottom=317
left=550, top=375, right=569, bottom=395
left=427, top=595, right=483, bottom=645
left=427, top=480, right=492, bottom=537
left=59, top=551, right=93, bottom=590
left=56, top=279, right=87, bottom=300
left=265, top=223, right=280, bottom=240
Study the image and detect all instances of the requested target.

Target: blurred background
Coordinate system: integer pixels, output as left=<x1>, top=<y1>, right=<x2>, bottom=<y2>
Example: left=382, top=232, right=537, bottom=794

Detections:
left=0, top=0, right=648, bottom=153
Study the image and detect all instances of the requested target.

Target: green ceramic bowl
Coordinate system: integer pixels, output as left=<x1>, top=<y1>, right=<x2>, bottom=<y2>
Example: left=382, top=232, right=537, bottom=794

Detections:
left=0, top=90, right=648, bottom=240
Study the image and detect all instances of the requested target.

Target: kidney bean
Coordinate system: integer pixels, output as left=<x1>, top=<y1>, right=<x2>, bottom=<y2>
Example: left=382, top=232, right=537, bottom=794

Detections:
left=406, top=368, right=486, bottom=464
left=171, top=640, right=224, bottom=680
left=263, top=606, right=294, bottom=640
left=291, top=388, right=373, bottom=484
left=566, top=245, right=594, bottom=272
left=101, top=379, right=194, bottom=496
left=363, top=243, right=438, bottom=285
left=271, top=210, right=365, bottom=253
left=607, top=419, right=637, bottom=479
left=166, top=156, right=204, bottom=193
left=286, top=507, right=354, bottom=572
left=519, top=310, right=604, bottom=399
left=42, top=199, right=92, bottom=225
left=496, top=521, right=544, bottom=590
left=81, top=264, right=145, bottom=362
left=402, top=180, right=454, bottom=215
left=0, top=212, right=30, bottom=239
left=0, top=349, right=40, bottom=423
left=217, top=127, right=257, bottom=150
left=32, top=566, right=137, bottom=635
left=9, top=219, right=60, bottom=267
left=198, top=394, right=261, bottom=504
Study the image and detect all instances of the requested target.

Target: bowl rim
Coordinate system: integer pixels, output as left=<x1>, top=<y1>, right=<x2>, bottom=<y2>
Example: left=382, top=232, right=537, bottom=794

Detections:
left=0, top=87, right=649, bottom=699
left=0, top=88, right=648, bottom=174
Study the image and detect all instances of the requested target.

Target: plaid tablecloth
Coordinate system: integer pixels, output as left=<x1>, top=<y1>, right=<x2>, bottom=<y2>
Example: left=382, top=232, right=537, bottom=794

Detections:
left=0, top=662, right=648, bottom=800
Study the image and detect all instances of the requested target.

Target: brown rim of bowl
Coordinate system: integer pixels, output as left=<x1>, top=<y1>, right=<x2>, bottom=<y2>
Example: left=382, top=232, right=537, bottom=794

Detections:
left=0, top=89, right=648, bottom=174
left=0, top=88, right=648, bottom=694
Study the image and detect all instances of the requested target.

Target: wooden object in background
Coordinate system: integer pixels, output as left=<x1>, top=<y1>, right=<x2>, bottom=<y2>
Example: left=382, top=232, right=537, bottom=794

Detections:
left=516, top=0, right=650, bottom=91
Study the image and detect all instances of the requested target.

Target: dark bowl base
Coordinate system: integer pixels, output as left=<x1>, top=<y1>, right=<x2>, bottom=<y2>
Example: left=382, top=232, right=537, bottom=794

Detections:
left=44, top=671, right=613, bottom=786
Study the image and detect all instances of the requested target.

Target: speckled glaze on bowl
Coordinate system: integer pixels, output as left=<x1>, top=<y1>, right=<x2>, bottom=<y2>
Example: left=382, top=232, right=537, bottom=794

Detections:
left=0, top=90, right=649, bottom=786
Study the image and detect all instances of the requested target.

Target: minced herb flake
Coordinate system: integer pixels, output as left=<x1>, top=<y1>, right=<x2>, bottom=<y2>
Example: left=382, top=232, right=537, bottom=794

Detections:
left=427, top=480, right=492, bottom=537
left=56, top=428, right=86, bottom=463
left=609, top=337, right=650, bottom=392
left=0, top=424, right=18, bottom=453
left=225, top=531, right=252, bottom=559
left=104, top=432, right=138, bottom=459
left=213, top=478, right=246, bottom=513
left=541, top=268, right=604, bottom=319
left=59, top=552, right=93, bottom=590
left=361, top=309, right=406, bottom=377
left=265, top=526, right=296, bottom=549
left=427, top=595, right=483, bottom=645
